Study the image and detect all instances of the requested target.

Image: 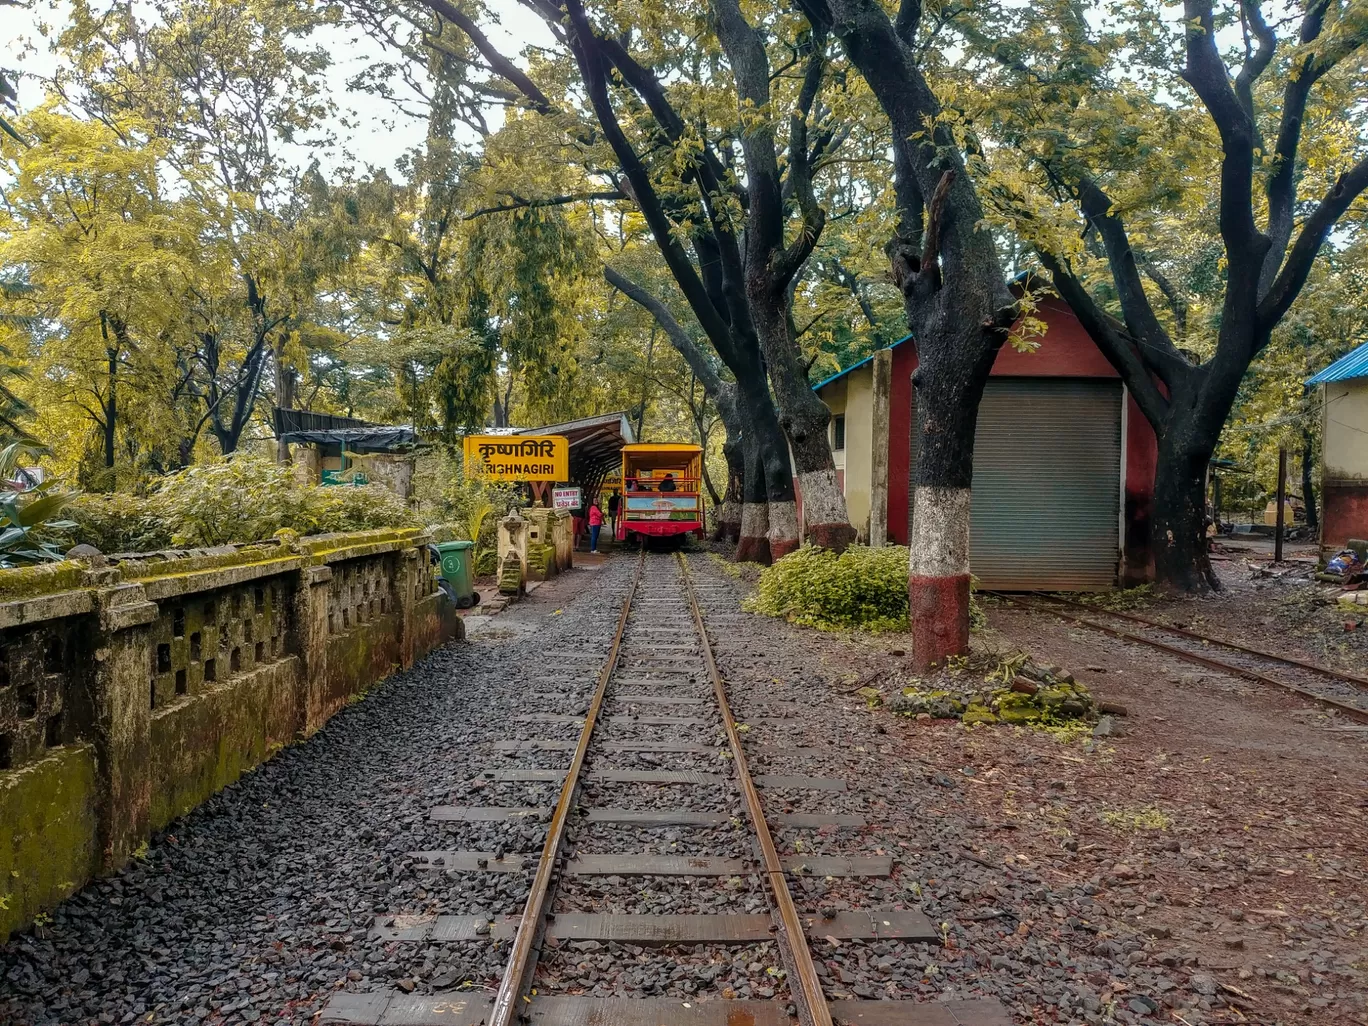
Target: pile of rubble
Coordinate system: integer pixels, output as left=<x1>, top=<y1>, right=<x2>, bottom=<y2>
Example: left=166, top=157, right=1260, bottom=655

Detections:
left=887, top=658, right=1099, bottom=727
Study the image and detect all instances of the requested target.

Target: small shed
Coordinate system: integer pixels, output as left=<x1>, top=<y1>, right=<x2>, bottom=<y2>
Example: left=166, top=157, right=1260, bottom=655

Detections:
left=1308, top=341, right=1368, bottom=549
left=809, top=292, right=1159, bottom=590
left=274, top=409, right=419, bottom=499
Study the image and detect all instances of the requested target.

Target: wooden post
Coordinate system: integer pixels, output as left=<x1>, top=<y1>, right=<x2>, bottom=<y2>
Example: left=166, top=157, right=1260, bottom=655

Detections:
left=869, top=350, right=892, bottom=547
left=1275, top=446, right=1287, bottom=562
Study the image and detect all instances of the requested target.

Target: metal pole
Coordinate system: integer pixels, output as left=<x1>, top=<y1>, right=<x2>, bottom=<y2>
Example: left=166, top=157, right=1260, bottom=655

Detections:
left=1275, top=446, right=1287, bottom=562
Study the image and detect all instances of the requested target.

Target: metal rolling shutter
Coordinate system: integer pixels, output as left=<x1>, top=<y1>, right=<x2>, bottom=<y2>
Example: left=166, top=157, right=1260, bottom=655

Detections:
left=969, top=378, right=1121, bottom=590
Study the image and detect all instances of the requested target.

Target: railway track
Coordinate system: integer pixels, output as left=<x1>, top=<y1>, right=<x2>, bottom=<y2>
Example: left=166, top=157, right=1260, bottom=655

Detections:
left=994, top=591, right=1368, bottom=726
left=322, top=553, right=1011, bottom=1026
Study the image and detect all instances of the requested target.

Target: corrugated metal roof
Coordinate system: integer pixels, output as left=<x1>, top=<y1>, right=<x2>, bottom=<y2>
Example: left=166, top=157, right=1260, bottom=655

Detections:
left=811, top=334, right=914, bottom=393
left=1307, top=340, right=1368, bottom=384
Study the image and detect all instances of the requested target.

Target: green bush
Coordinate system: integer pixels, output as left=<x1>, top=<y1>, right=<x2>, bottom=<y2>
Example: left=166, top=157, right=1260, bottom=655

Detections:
left=746, top=544, right=986, bottom=633
left=745, top=545, right=911, bottom=632
left=65, top=454, right=419, bottom=552
left=64, top=493, right=173, bottom=553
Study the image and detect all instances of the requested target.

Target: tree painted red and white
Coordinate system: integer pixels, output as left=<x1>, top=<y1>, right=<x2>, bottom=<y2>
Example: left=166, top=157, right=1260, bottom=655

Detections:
left=798, top=0, right=1016, bottom=669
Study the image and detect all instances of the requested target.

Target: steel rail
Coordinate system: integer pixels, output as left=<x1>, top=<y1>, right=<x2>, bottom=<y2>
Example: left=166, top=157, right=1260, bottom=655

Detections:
left=677, top=553, right=834, bottom=1026
left=487, top=550, right=644, bottom=1026
left=992, top=592, right=1368, bottom=726
left=1026, top=591, right=1368, bottom=692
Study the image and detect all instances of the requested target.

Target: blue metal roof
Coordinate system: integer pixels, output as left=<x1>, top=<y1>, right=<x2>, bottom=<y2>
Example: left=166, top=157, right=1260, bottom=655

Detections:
left=811, top=334, right=914, bottom=392
left=1307, top=340, right=1368, bottom=385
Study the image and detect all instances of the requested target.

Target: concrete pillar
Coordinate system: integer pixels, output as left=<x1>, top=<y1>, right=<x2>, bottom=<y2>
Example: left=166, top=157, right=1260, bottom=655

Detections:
left=869, top=349, right=893, bottom=548
left=295, top=564, right=333, bottom=736
left=92, top=582, right=159, bottom=869
left=399, top=548, right=421, bottom=669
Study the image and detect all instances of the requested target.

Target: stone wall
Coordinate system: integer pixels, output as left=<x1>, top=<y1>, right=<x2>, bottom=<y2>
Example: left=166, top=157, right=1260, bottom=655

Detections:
left=0, top=528, right=461, bottom=942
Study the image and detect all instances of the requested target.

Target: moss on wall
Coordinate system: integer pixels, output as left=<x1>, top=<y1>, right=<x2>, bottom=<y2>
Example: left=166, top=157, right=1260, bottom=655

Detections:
left=0, top=561, right=86, bottom=601
left=147, top=660, right=300, bottom=831
left=0, top=746, right=100, bottom=940
left=0, top=529, right=460, bottom=944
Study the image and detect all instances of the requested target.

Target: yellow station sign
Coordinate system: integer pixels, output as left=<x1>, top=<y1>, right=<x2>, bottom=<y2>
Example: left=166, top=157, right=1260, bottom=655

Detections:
left=463, top=434, right=569, bottom=481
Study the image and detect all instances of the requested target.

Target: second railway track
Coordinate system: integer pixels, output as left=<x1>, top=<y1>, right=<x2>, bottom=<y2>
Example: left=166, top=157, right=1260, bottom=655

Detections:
left=993, top=591, right=1368, bottom=726
left=323, top=553, right=1010, bottom=1026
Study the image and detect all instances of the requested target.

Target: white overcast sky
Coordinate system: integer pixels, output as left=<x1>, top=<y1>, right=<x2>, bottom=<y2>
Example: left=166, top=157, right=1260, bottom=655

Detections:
left=1, top=0, right=552, bottom=180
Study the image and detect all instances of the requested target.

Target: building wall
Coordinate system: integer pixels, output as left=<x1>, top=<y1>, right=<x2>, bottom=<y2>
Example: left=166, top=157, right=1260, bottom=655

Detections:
left=1322, top=380, right=1368, bottom=548
left=844, top=368, right=875, bottom=540
left=821, top=294, right=1159, bottom=581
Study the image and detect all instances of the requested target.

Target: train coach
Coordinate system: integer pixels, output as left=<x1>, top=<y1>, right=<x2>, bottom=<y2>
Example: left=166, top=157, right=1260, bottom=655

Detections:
left=616, top=442, right=705, bottom=544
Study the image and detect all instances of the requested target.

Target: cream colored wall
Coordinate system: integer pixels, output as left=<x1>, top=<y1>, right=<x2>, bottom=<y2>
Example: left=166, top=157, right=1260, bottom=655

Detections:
left=821, top=378, right=848, bottom=472
left=844, top=367, right=875, bottom=539
left=1324, top=380, right=1368, bottom=480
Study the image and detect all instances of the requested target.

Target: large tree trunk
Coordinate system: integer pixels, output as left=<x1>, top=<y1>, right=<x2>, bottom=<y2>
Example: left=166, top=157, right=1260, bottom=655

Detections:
left=103, top=347, right=117, bottom=474
left=907, top=328, right=1003, bottom=669
left=714, top=384, right=743, bottom=543
left=716, top=432, right=744, bottom=543
left=275, top=338, right=293, bottom=465
left=735, top=422, right=771, bottom=564
left=1151, top=429, right=1220, bottom=592
left=730, top=376, right=798, bottom=564
left=752, top=297, right=855, bottom=552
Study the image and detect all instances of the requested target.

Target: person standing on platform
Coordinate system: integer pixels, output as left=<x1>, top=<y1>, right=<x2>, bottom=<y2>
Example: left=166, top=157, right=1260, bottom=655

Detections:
left=607, top=491, right=620, bottom=535
left=587, top=500, right=604, bottom=553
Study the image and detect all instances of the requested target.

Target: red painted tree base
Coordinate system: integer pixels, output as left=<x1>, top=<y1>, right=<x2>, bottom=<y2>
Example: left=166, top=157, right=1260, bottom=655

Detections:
left=909, top=573, right=971, bottom=671
left=735, top=535, right=772, bottom=564
left=805, top=521, right=857, bottom=553
left=769, top=537, right=800, bottom=560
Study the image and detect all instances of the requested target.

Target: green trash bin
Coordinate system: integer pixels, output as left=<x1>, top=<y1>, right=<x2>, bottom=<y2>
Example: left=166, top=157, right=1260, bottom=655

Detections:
left=431, top=540, right=480, bottom=609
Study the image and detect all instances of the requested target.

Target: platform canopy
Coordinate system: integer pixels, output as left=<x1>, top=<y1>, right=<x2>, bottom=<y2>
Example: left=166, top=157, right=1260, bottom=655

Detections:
left=515, top=412, right=636, bottom=490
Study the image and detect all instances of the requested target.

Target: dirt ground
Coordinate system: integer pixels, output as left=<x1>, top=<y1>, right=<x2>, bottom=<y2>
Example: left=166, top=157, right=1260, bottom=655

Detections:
left=850, top=549, right=1368, bottom=1025
left=1105, top=541, right=1368, bottom=673
left=965, top=600, right=1368, bottom=1025
left=696, top=538, right=1368, bottom=1025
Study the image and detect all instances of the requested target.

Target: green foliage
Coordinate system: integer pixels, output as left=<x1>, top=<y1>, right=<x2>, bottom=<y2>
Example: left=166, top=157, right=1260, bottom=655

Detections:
left=63, top=492, right=172, bottom=553
left=65, top=454, right=416, bottom=551
left=747, top=546, right=988, bottom=634
left=0, top=442, right=77, bottom=566
left=745, top=545, right=911, bottom=632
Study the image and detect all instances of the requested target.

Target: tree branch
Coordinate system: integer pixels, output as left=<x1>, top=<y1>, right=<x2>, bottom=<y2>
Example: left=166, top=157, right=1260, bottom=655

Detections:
left=1258, top=154, right=1368, bottom=332
left=603, top=265, right=726, bottom=398
left=1180, top=0, right=1265, bottom=257
left=1074, top=174, right=1189, bottom=380
left=894, top=0, right=920, bottom=46
left=1261, top=0, right=1344, bottom=293
left=564, top=3, right=741, bottom=367
left=1038, top=250, right=1170, bottom=427
left=416, top=0, right=556, bottom=114
left=463, top=190, right=625, bottom=219
left=1233, top=0, right=1276, bottom=130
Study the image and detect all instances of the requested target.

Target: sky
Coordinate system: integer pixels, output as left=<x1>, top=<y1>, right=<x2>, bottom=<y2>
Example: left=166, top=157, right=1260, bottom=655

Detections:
left=1, top=0, right=552, bottom=180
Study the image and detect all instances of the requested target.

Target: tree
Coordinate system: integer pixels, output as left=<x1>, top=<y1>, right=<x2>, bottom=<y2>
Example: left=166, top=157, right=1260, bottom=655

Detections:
left=366, top=0, right=862, bottom=560
left=56, top=0, right=345, bottom=461
left=794, top=0, right=1019, bottom=668
left=0, top=107, right=194, bottom=488
left=980, top=0, right=1368, bottom=590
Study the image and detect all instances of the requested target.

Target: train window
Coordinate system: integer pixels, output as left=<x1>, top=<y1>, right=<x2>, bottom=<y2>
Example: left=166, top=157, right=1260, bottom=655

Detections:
left=832, top=415, right=846, bottom=452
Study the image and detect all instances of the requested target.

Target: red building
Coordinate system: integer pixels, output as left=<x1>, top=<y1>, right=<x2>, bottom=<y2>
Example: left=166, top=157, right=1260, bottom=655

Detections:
left=810, top=294, right=1158, bottom=590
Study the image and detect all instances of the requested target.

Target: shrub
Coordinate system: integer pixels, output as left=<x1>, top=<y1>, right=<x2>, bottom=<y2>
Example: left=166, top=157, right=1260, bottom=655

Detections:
left=746, top=544, right=986, bottom=634
left=307, top=483, right=420, bottom=536
left=745, top=545, right=911, bottom=632
left=64, top=492, right=172, bottom=553
left=64, top=454, right=419, bottom=552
